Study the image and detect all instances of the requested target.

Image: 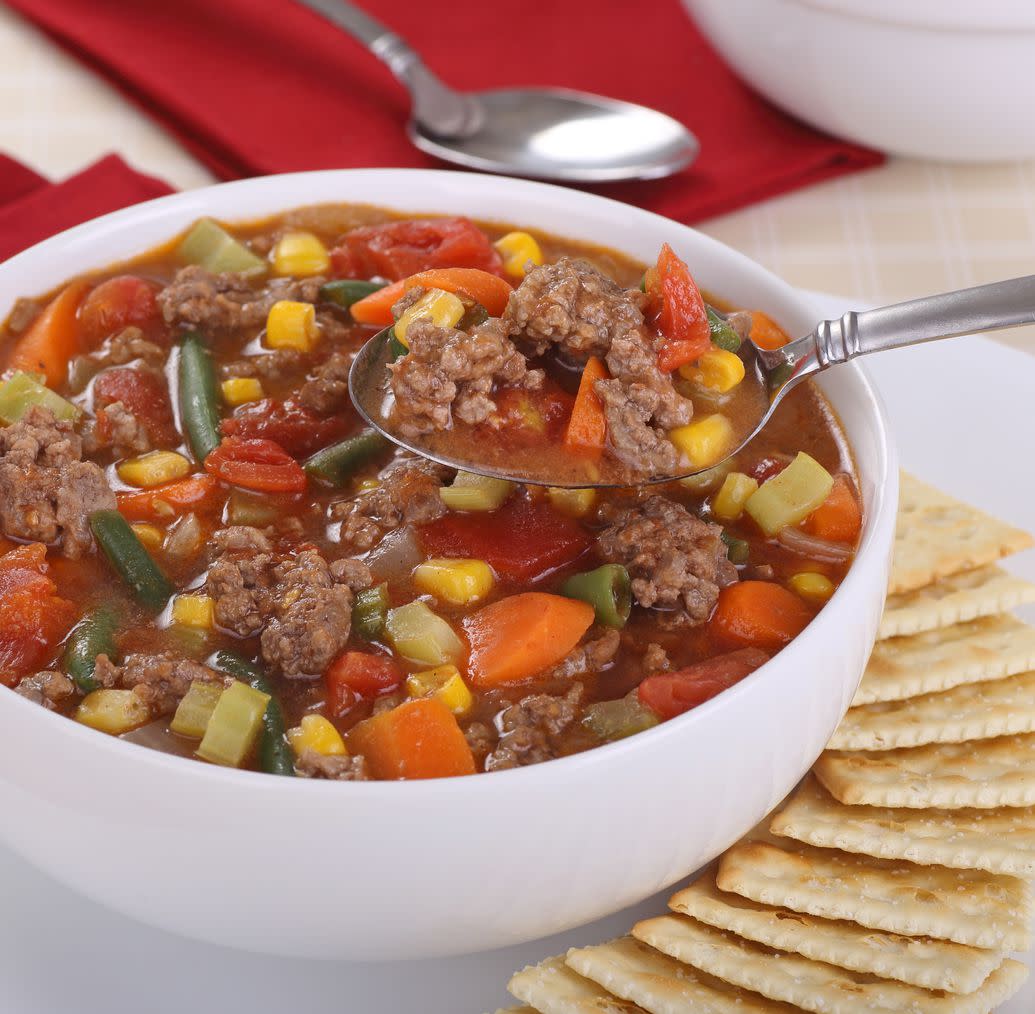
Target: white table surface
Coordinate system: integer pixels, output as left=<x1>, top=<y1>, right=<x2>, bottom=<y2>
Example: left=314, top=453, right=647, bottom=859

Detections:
left=1, top=294, right=1032, bottom=1013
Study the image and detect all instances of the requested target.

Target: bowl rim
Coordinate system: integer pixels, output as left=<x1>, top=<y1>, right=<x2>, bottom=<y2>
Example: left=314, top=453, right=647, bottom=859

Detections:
left=0, top=167, right=897, bottom=798
left=781, top=0, right=1035, bottom=33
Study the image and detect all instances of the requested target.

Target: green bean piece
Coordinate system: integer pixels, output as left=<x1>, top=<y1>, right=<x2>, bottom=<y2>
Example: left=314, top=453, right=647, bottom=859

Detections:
left=178, top=332, right=222, bottom=463
left=63, top=605, right=120, bottom=694
left=353, top=583, right=389, bottom=641
left=387, top=327, right=408, bottom=361
left=304, top=428, right=391, bottom=488
left=707, top=307, right=742, bottom=352
left=458, top=301, right=489, bottom=329
left=721, top=530, right=750, bottom=565
left=318, top=279, right=384, bottom=309
left=215, top=651, right=295, bottom=777
left=560, top=563, right=632, bottom=629
left=89, top=511, right=174, bottom=612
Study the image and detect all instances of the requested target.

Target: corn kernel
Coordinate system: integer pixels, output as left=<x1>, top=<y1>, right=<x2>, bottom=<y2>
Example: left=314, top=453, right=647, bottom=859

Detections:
left=494, top=231, right=543, bottom=277
left=171, top=593, right=215, bottom=629
left=789, top=572, right=836, bottom=603
left=220, top=377, right=264, bottom=406
left=75, top=689, right=151, bottom=735
left=117, top=450, right=191, bottom=488
left=413, top=558, right=495, bottom=606
left=356, top=478, right=381, bottom=492
left=266, top=300, right=319, bottom=351
left=130, top=523, right=164, bottom=551
left=394, top=288, right=465, bottom=345
left=286, top=714, right=348, bottom=757
left=669, top=414, right=735, bottom=469
left=271, top=231, right=330, bottom=276
left=679, top=347, right=746, bottom=393
left=406, top=664, right=474, bottom=717
left=547, top=487, right=597, bottom=518
left=712, top=472, right=759, bottom=522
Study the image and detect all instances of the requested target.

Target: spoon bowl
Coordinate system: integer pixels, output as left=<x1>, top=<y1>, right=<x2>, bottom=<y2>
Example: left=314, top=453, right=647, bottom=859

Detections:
left=409, top=88, right=698, bottom=182
left=351, top=274, right=1035, bottom=488
left=297, top=0, right=699, bottom=182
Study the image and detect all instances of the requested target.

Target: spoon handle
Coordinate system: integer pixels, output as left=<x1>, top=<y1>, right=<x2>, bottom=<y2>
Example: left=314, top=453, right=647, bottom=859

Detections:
left=294, top=0, right=483, bottom=136
left=807, top=274, right=1035, bottom=368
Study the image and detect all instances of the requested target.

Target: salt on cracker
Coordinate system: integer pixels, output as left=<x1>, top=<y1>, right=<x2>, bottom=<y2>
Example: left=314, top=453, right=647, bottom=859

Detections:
left=716, top=838, right=1032, bottom=951
left=832, top=668, right=1035, bottom=751
left=771, top=776, right=1035, bottom=876
left=879, top=565, right=1035, bottom=639
left=508, top=954, right=645, bottom=1014
left=632, top=913, right=1027, bottom=1014
left=852, top=614, right=1035, bottom=706
left=890, top=474, right=1032, bottom=594
left=815, top=733, right=1035, bottom=809
left=668, top=870, right=1003, bottom=993
left=564, top=936, right=793, bottom=1014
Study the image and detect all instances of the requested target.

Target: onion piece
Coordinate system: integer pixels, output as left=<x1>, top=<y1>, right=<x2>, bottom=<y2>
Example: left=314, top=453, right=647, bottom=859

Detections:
left=365, top=524, right=422, bottom=581
left=777, top=525, right=853, bottom=563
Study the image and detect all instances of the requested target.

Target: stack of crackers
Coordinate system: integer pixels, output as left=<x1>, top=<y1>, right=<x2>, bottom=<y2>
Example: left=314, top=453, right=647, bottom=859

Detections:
left=498, top=475, right=1035, bottom=1014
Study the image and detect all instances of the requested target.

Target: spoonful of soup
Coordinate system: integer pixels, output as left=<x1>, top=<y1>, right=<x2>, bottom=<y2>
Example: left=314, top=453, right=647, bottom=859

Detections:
left=348, top=249, right=1035, bottom=488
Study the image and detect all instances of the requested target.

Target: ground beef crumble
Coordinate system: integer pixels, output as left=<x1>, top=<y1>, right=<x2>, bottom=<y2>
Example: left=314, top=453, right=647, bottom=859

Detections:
left=298, top=351, right=354, bottom=415
left=389, top=314, right=542, bottom=437
left=485, top=683, right=585, bottom=771
left=598, top=495, right=737, bottom=626
left=295, top=749, right=370, bottom=781
left=540, top=628, right=620, bottom=680
left=206, top=528, right=372, bottom=678
left=15, top=670, right=75, bottom=710
left=93, top=652, right=228, bottom=715
left=330, top=456, right=448, bottom=551
left=503, top=257, right=646, bottom=361
left=158, top=266, right=325, bottom=333
left=0, top=406, right=116, bottom=558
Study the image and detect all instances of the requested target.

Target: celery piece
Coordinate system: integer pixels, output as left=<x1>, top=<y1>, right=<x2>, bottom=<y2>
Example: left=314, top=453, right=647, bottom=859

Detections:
left=196, top=681, right=270, bottom=767
left=0, top=372, right=80, bottom=425
left=170, top=680, right=224, bottom=739
left=439, top=471, right=514, bottom=512
left=385, top=601, right=465, bottom=666
left=744, top=452, right=834, bottom=537
left=582, top=694, right=659, bottom=742
left=177, top=218, right=266, bottom=276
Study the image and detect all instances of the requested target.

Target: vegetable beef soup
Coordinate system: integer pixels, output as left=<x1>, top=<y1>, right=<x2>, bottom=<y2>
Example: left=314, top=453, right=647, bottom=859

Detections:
left=0, top=205, right=861, bottom=779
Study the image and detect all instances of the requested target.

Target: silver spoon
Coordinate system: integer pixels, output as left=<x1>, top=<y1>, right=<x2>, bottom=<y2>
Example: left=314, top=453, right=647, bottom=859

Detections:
left=296, top=0, right=699, bottom=181
left=350, top=274, right=1035, bottom=488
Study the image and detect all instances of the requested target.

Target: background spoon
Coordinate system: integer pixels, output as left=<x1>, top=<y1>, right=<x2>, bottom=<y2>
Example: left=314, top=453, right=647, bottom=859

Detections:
left=350, top=275, right=1035, bottom=488
left=296, top=0, right=699, bottom=181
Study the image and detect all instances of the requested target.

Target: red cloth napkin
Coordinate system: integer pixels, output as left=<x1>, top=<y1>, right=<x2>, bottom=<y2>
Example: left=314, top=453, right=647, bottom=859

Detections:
left=5, top=0, right=882, bottom=223
left=0, top=154, right=173, bottom=262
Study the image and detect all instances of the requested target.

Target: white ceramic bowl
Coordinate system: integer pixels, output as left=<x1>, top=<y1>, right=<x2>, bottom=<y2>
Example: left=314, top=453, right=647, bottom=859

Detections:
left=684, top=0, right=1035, bottom=162
left=0, top=170, right=897, bottom=960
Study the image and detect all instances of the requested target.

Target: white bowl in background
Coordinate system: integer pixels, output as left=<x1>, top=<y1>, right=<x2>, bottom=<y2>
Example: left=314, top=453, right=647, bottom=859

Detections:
left=0, top=169, right=897, bottom=959
left=684, top=0, right=1035, bottom=162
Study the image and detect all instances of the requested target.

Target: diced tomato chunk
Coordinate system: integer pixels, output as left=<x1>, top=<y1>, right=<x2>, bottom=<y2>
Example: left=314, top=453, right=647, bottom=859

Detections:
left=0, top=544, right=76, bottom=688
left=418, top=495, right=590, bottom=582
left=646, top=244, right=711, bottom=372
left=205, top=437, right=307, bottom=494
left=221, top=398, right=354, bottom=458
left=93, top=367, right=177, bottom=446
left=493, top=384, right=574, bottom=443
left=329, top=217, right=504, bottom=281
left=79, top=275, right=158, bottom=344
left=326, top=651, right=403, bottom=714
left=637, top=647, right=770, bottom=720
